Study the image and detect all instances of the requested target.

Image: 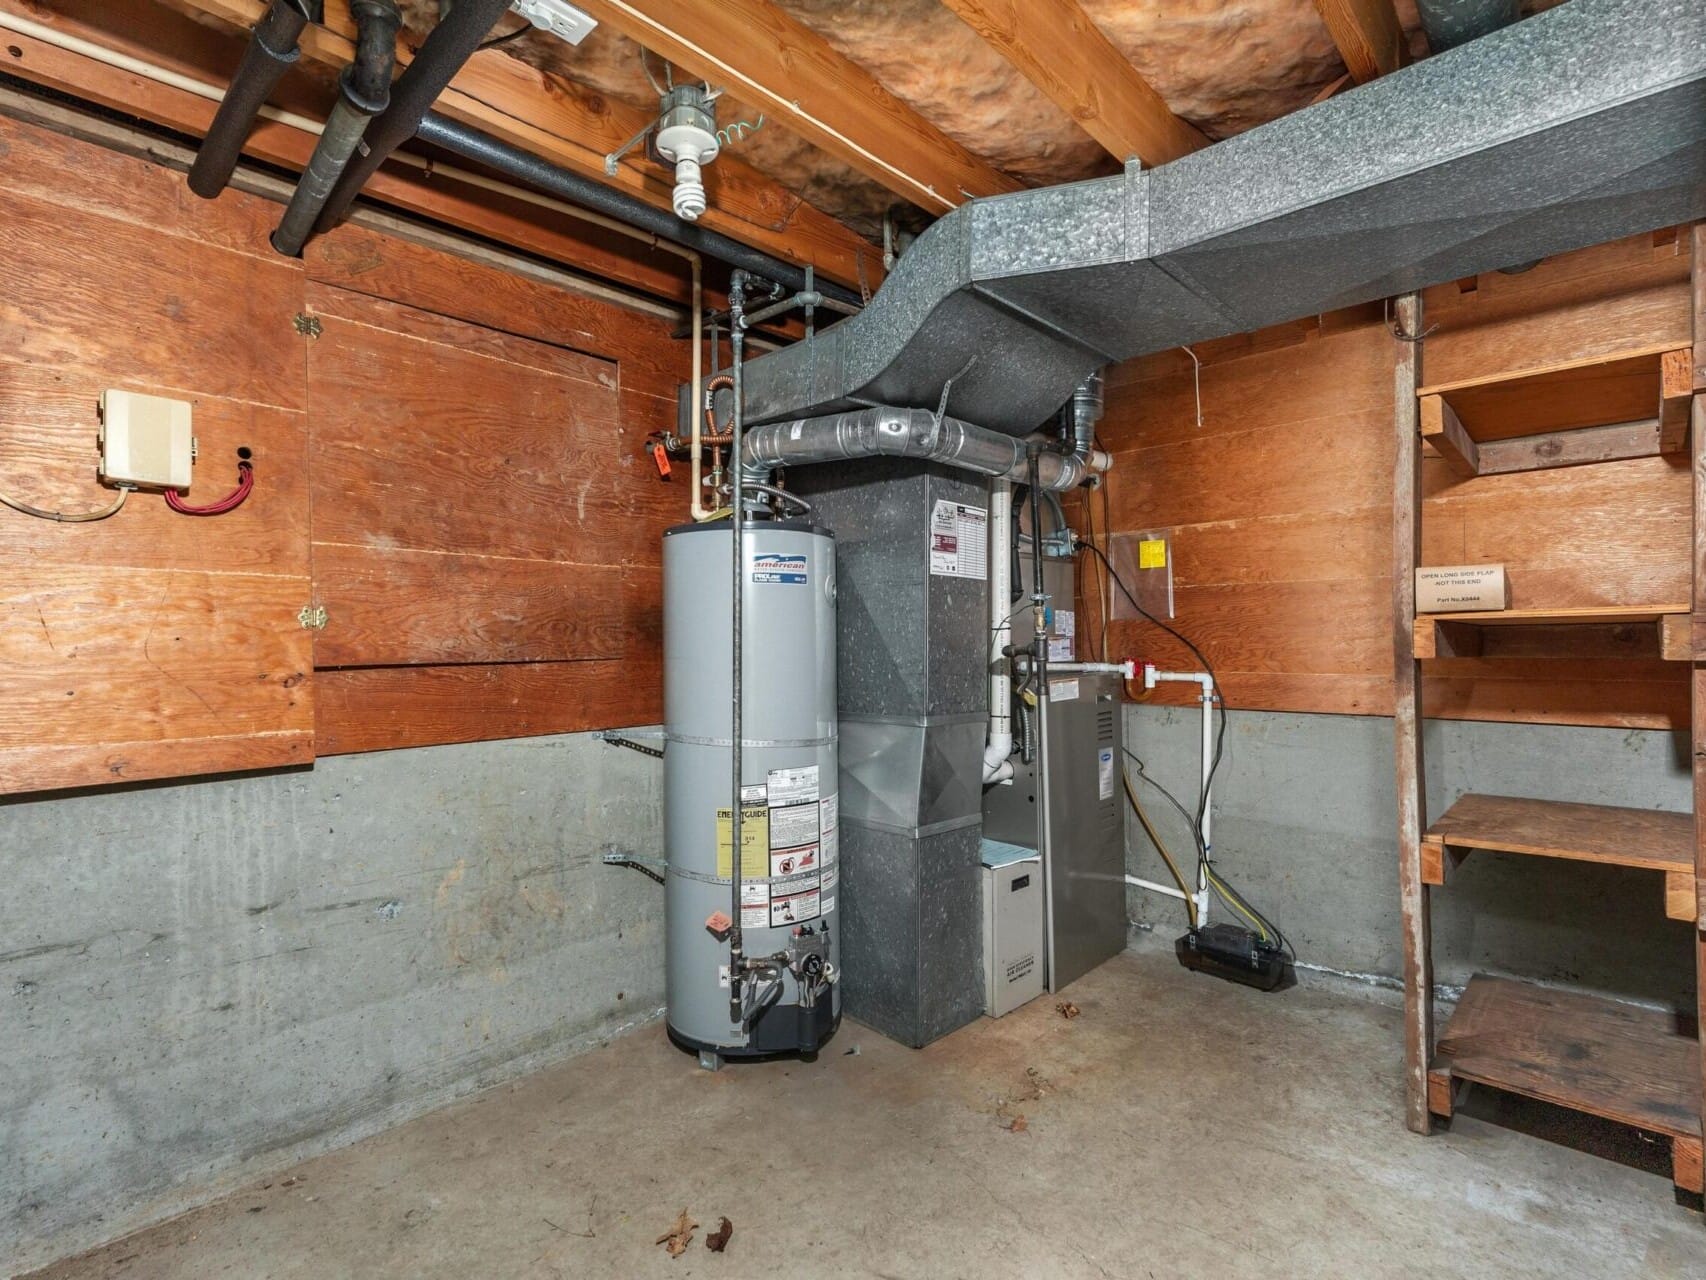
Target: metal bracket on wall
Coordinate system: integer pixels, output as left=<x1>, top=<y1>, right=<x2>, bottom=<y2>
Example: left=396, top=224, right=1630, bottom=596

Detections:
left=297, top=604, right=328, bottom=630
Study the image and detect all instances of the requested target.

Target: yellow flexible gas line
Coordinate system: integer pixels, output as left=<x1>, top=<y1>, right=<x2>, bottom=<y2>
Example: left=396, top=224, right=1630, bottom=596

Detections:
left=1122, top=770, right=1197, bottom=928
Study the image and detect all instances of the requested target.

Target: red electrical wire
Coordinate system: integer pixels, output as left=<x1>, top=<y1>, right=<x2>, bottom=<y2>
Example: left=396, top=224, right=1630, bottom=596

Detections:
left=165, top=459, right=253, bottom=515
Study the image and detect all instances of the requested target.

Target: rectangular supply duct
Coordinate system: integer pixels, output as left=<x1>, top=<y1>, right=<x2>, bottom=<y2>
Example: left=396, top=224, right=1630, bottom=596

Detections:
left=733, top=0, right=1706, bottom=435
left=787, top=460, right=989, bottom=1046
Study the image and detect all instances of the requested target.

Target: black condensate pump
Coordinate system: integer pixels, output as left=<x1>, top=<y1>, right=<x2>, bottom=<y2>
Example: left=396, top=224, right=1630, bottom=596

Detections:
left=1176, top=923, right=1289, bottom=992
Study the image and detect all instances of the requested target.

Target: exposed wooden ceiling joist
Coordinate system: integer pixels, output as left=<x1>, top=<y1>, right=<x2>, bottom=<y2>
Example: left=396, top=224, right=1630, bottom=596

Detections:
left=937, top=0, right=1208, bottom=168
left=1311, top=0, right=1410, bottom=83
left=154, top=0, right=880, bottom=288
left=567, top=0, right=1025, bottom=213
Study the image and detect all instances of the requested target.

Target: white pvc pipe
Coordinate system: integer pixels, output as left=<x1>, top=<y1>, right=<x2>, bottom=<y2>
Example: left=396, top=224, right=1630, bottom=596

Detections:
left=1125, top=875, right=1186, bottom=901
left=1144, top=668, right=1216, bottom=925
left=983, top=481, right=1014, bottom=784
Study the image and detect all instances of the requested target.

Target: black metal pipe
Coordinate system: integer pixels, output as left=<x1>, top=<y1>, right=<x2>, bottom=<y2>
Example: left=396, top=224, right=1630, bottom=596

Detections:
left=187, top=0, right=322, bottom=200
left=313, top=0, right=512, bottom=233
left=414, top=112, right=867, bottom=309
left=271, top=0, right=400, bottom=256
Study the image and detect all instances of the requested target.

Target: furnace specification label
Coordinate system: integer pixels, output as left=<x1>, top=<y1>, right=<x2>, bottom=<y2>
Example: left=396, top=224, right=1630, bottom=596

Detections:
left=929, top=500, right=988, bottom=579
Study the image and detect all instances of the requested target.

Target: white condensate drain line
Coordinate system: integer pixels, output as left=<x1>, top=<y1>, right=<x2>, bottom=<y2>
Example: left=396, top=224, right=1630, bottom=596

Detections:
left=1124, top=668, right=1216, bottom=927
left=0, top=11, right=708, bottom=474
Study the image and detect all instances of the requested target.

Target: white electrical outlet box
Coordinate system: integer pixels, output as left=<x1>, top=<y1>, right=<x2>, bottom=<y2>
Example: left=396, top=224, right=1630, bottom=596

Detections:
left=99, top=390, right=194, bottom=490
left=509, top=0, right=597, bottom=44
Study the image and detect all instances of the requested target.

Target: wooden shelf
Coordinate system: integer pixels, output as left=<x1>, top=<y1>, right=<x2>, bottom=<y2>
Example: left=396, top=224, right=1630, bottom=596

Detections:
left=1418, top=344, right=1693, bottom=476
left=1412, top=604, right=1691, bottom=660
left=1429, top=975, right=1703, bottom=1193
left=1422, top=793, right=1696, bottom=922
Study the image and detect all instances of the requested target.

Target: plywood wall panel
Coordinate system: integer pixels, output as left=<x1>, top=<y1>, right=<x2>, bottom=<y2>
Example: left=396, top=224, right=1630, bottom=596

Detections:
left=305, top=288, right=675, bottom=569
left=1096, top=231, right=1694, bottom=729
left=0, top=364, right=309, bottom=575
left=314, top=657, right=661, bottom=756
left=0, top=110, right=280, bottom=257
left=313, top=544, right=660, bottom=668
left=1421, top=232, right=1691, bottom=389
left=0, top=568, right=313, bottom=791
left=0, top=188, right=305, bottom=410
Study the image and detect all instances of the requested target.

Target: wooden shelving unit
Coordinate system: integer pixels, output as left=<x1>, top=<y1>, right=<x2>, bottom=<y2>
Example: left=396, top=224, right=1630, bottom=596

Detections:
left=1424, top=794, right=1696, bottom=923
left=1391, top=224, right=1706, bottom=1206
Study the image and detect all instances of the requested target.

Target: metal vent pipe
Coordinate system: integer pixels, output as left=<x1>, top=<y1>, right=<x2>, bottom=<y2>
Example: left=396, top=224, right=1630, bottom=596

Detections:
left=741, top=407, right=1109, bottom=492
left=1415, top=0, right=1521, bottom=52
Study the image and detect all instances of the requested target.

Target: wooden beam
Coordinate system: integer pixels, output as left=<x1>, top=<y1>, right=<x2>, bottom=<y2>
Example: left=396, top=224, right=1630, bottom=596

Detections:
left=1312, top=0, right=1410, bottom=84
left=153, top=0, right=879, bottom=288
left=936, top=0, right=1208, bottom=167
left=1419, top=393, right=1478, bottom=476
left=567, top=0, right=1023, bottom=212
left=1659, top=346, right=1692, bottom=452
left=1392, top=291, right=1432, bottom=1136
left=1474, top=418, right=1663, bottom=475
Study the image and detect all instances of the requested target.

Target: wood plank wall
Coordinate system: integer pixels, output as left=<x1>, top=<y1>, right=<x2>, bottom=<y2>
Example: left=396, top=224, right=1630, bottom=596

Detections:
left=0, top=113, right=683, bottom=793
left=1089, top=229, right=1695, bottom=729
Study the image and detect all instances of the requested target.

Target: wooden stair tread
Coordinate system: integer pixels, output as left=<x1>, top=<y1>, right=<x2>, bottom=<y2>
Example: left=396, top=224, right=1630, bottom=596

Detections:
left=1431, top=974, right=1700, bottom=1141
left=1425, top=793, right=1692, bottom=872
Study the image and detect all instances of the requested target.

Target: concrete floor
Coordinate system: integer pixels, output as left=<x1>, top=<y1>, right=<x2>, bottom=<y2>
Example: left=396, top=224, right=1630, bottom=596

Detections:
left=26, top=948, right=1704, bottom=1279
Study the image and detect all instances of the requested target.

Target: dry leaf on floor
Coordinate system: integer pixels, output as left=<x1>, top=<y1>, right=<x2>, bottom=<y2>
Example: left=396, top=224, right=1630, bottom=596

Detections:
left=656, top=1209, right=697, bottom=1258
left=1055, top=1000, right=1080, bottom=1019
left=706, top=1216, right=734, bottom=1252
left=1007, top=1114, right=1029, bottom=1133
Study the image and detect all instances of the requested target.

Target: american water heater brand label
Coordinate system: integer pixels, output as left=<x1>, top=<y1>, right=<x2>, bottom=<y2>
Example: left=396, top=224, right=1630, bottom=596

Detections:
left=751, top=552, right=809, bottom=584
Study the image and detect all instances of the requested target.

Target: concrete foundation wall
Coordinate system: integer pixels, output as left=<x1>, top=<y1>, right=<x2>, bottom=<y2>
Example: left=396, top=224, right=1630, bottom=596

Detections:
left=1124, top=705, right=1696, bottom=1011
left=1, top=733, right=667, bottom=1274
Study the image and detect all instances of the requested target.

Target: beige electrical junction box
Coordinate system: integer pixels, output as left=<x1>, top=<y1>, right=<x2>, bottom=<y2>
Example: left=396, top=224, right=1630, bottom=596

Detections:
left=99, top=389, right=194, bottom=490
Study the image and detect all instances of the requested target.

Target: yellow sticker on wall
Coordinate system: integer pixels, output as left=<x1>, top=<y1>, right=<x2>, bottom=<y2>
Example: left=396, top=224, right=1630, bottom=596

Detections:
left=1138, top=539, right=1168, bottom=569
left=715, top=805, right=770, bottom=879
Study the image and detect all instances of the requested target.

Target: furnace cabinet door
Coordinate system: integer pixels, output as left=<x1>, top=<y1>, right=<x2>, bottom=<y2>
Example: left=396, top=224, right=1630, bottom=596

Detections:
left=1043, top=684, right=1126, bottom=992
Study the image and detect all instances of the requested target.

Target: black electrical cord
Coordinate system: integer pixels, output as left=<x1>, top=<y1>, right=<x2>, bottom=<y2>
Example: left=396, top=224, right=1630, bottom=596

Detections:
left=1088, top=540, right=1294, bottom=960
left=1080, top=540, right=1226, bottom=835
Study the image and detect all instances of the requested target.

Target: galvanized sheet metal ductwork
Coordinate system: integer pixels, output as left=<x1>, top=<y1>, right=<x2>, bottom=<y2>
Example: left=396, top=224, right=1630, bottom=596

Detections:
left=736, top=0, right=1706, bottom=434
left=1415, top=0, right=1521, bottom=53
left=741, top=407, right=1108, bottom=492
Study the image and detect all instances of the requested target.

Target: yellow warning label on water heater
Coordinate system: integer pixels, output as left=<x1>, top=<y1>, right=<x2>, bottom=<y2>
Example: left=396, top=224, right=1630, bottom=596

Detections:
left=1138, top=539, right=1167, bottom=569
left=715, top=805, right=770, bottom=878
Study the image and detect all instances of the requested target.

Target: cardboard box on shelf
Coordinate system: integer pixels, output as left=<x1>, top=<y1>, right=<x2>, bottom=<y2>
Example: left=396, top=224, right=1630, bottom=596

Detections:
left=1416, top=564, right=1509, bottom=613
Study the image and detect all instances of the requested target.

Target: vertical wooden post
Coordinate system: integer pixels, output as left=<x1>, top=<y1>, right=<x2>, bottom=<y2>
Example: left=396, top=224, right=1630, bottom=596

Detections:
left=1689, top=222, right=1705, bottom=1173
left=1393, top=291, right=1432, bottom=1135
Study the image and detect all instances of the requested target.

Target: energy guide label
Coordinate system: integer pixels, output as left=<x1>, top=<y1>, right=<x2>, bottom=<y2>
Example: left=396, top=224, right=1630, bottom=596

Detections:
left=766, top=765, right=819, bottom=807
left=770, top=844, right=819, bottom=878
left=929, top=499, right=988, bottom=580
left=768, top=802, right=819, bottom=851
left=739, top=883, right=769, bottom=930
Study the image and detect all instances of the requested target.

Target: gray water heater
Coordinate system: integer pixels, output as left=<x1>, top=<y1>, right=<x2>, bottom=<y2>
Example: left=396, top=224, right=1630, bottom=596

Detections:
left=662, top=520, right=841, bottom=1060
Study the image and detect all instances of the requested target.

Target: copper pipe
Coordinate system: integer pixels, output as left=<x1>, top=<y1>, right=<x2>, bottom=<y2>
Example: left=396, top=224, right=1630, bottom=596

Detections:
left=703, top=373, right=734, bottom=445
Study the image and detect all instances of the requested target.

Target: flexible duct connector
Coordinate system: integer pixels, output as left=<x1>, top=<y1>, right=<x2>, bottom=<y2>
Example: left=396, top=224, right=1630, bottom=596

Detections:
left=186, top=0, right=321, bottom=200
left=742, top=407, right=1110, bottom=492
left=271, top=0, right=400, bottom=256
